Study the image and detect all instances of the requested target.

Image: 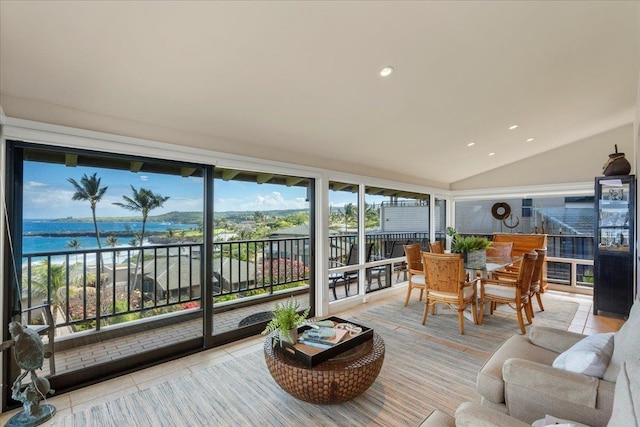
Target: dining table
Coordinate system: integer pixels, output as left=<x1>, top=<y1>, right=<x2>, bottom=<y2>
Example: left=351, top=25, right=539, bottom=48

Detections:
left=465, top=255, right=521, bottom=278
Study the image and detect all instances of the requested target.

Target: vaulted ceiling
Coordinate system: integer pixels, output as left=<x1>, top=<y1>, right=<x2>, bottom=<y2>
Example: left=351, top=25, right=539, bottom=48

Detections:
left=1, top=1, right=638, bottom=188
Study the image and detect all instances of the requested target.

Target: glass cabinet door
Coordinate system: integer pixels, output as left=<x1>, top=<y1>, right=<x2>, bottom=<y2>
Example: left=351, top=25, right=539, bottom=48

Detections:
left=597, top=178, right=631, bottom=252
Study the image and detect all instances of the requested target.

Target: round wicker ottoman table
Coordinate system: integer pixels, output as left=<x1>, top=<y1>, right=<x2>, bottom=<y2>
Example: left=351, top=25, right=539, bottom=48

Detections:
left=263, top=332, right=385, bottom=404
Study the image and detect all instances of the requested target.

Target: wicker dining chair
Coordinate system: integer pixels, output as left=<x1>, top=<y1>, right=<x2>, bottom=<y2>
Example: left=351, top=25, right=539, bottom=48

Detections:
left=428, top=241, right=444, bottom=254
left=403, top=243, right=426, bottom=307
left=485, top=241, right=513, bottom=258
left=494, top=247, right=547, bottom=316
left=528, top=248, right=547, bottom=313
left=421, top=252, right=478, bottom=334
left=479, top=251, right=537, bottom=334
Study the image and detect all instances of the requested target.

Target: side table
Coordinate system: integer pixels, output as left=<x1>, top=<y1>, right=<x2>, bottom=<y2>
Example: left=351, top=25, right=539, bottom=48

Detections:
left=264, top=332, right=385, bottom=404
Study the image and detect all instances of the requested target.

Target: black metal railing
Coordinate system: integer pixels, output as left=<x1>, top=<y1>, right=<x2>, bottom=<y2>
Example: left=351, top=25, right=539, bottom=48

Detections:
left=20, top=232, right=597, bottom=333
left=21, top=237, right=311, bottom=333
left=328, top=232, right=431, bottom=262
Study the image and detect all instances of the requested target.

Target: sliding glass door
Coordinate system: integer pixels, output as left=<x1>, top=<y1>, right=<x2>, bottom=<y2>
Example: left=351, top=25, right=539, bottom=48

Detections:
left=3, top=140, right=318, bottom=409
left=3, top=141, right=207, bottom=399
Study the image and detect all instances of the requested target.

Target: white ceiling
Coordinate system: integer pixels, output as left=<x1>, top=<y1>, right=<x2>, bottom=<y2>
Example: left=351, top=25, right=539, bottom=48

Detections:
left=1, top=1, right=639, bottom=187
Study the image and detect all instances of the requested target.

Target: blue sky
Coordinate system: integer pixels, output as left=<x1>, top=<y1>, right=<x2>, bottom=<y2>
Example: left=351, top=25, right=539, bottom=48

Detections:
left=23, top=161, right=348, bottom=219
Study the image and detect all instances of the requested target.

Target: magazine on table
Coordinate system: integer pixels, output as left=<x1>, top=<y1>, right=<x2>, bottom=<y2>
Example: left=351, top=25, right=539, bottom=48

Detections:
left=298, top=327, right=348, bottom=347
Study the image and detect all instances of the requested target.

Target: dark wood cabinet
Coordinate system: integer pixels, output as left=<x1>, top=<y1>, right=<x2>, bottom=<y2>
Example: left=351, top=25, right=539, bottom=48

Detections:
left=594, top=175, right=635, bottom=317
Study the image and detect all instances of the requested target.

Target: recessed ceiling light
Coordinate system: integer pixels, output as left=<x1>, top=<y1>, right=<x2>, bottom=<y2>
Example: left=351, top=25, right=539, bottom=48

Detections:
left=467, top=142, right=475, bottom=147
left=380, top=66, right=394, bottom=77
left=488, top=152, right=496, bottom=156
left=526, top=137, right=535, bottom=142
left=509, top=124, right=518, bottom=130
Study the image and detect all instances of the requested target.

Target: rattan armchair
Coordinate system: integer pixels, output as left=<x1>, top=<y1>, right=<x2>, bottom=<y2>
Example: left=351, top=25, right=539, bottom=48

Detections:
left=428, top=241, right=444, bottom=254
left=494, top=247, right=547, bottom=316
left=421, top=252, right=478, bottom=334
left=486, top=241, right=513, bottom=258
left=479, top=251, right=537, bottom=334
left=403, top=244, right=426, bottom=307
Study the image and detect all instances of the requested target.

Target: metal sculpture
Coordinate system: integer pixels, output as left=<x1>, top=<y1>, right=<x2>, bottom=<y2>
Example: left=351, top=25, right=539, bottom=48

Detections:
left=0, top=321, right=55, bottom=426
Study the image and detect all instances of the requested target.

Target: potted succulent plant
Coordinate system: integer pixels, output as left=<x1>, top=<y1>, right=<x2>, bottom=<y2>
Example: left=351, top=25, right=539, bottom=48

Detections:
left=262, top=298, right=310, bottom=347
left=447, top=228, right=491, bottom=268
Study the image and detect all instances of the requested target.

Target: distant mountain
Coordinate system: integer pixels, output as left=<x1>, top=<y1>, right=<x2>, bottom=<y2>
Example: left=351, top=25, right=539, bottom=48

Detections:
left=150, top=211, right=202, bottom=224
left=50, top=209, right=307, bottom=224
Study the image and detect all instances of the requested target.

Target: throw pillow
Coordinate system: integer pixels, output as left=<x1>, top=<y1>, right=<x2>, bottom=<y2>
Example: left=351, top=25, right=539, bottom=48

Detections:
left=553, top=332, right=614, bottom=378
left=603, top=297, right=640, bottom=382
left=607, top=360, right=640, bottom=427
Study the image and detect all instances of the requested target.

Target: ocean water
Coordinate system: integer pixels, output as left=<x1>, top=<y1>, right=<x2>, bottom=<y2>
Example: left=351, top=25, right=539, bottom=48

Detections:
left=22, top=220, right=194, bottom=254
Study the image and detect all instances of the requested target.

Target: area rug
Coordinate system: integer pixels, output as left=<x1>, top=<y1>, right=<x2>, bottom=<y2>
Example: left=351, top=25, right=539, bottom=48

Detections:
left=360, top=295, right=579, bottom=355
left=53, top=295, right=577, bottom=427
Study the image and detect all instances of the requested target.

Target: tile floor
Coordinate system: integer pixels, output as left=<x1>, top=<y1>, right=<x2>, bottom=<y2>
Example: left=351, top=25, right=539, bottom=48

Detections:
left=0, top=290, right=625, bottom=425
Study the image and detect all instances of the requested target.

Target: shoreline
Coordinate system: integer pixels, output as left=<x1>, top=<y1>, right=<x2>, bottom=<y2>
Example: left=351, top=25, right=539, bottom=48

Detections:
left=24, top=230, right=138, bottom=238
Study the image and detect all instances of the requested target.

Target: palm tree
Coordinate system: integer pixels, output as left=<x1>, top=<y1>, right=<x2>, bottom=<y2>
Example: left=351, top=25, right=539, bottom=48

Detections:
left=343, top=203, right=357, bottom=232
left=365, top=203, right=380, bottom=228
left=67, top=173, right=108, bottom=250
left=113, top=186, right=169, bottom=289
left=27, top=259, right=69, bottom=319
left=106, top=235, right=119, bottom=263
left=67, top=238, right=81, bottom=264
left=106, top=235, right=118, bottom=248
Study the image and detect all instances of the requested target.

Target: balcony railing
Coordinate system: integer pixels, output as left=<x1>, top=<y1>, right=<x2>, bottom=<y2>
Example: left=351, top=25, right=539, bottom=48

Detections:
left=21, top=237, right=312, bottom=333
left=20, top=232, right=596, bottom=338
left=458, top=233, right=595, bottom=290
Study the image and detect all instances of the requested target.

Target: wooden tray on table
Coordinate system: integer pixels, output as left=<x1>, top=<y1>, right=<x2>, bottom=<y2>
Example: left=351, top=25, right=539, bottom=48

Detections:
left=275, top=316, right=373, bottom=367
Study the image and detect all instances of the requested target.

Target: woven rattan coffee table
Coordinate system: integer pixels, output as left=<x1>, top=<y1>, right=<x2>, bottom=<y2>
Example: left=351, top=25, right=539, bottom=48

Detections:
left=264, top=332, right=385, bottom=404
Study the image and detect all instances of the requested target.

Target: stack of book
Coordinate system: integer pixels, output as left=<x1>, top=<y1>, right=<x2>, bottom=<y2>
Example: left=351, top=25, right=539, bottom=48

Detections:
left=298, top=327, right=348, bottom=349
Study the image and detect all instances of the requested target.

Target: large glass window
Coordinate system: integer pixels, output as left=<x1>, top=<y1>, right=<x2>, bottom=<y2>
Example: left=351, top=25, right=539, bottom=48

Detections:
left=328, top=181, right=359, bottom=300
left=364, top=186, right=430, bottom=292
left=9, top=142, right=206, bottom=393
left=455, top=196, right=595, bottom=288
left=211, top=168, right=313, bottom=335
left=6, top=142, right=316, bottom=399
left=434, top=197, right=447, bottom=247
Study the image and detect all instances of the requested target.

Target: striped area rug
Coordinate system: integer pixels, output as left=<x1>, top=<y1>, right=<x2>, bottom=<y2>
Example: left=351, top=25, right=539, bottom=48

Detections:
left=53, top=296, right=577, bottom=427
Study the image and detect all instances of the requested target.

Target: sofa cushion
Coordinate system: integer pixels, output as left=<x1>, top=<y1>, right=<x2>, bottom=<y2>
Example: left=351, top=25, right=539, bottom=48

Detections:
left=504, top=358, right=600, bottom=408
left=455, top=401, right=530, bottom=427
left=477, top=334, right=557, bottom=404
left=419, top=409, right=455, bottom=427
left=529, top=325, right=586, bottom=354
left=608, top=361, right=640, bottom=427
left=552, top=332, right=614, bottom=378
left=603, top=297, right=640, bottom=382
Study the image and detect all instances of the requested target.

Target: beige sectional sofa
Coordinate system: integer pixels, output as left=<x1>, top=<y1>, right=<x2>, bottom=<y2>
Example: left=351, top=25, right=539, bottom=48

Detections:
left=422, top=361, right=639, bottom=426
left=476, top=296, right=640, bottom=426
left=422, top=297, right=640, bottom=426
left=476, top=326, right=614, bottom=425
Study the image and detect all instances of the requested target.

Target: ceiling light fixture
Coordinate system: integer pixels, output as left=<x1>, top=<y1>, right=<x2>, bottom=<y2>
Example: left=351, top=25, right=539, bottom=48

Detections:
left=509, top=124, right=518, bottom=130
left=488, top=152, right=496, bottom=156
left=467, top=142, right=475, bottom=147
left=379, top=66, right=394, bottom=77
left=526, top=137, right=535, bottom=142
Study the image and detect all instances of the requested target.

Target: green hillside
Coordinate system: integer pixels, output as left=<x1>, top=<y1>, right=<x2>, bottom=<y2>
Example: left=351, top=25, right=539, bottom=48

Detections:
left=52, top=209, right=308, bottom=224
